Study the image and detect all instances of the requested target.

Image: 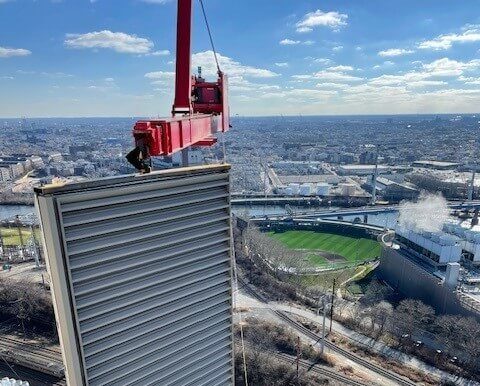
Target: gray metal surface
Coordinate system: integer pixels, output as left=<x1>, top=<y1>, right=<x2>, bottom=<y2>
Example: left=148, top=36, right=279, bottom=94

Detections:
left=35, top=165, right=234, bottom=386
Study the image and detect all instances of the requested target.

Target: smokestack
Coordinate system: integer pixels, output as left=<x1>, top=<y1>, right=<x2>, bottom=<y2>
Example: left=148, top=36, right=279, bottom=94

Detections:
left=472, top=208, right=479, bottom=228
left=371, top=146, right=379, bottom=206
left=468, top=170, right=476, bottom=201
left=445, top=262, right=460, bottom=287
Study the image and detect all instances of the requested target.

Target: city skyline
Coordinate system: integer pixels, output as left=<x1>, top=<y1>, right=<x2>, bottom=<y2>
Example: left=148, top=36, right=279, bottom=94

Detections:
left=1, top=0, right=480, bottom=117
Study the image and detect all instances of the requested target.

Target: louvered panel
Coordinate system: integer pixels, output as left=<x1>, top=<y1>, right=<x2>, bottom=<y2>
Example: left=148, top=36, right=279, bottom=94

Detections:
left=87, top=316, right=231, bottom=380
left=84, top=302, right=230, bottom=361
left=35, top=165, right=234, bottom=386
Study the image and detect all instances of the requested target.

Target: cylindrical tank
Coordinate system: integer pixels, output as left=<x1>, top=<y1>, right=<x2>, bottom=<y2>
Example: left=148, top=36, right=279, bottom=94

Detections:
left=299, top=183, right=312, bottom=196
left=288, top=183, right=300, bottom=195
left=316, top=182, right=330, bottom=196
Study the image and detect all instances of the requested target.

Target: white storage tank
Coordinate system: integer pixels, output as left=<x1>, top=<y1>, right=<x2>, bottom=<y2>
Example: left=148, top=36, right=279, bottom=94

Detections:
left=299, top=183, right=313, bottom=196
left=288, top=183, right=300, bottom=195
left=1, top=379, right=30, bottom=386
left=316, top=182, right=330, bottom=196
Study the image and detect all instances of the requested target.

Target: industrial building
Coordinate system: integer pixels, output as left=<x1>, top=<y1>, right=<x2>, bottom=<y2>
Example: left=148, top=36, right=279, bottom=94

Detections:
left=413, top=160, right=460, bottom=170
left=337, top=164, right=391, bottom=176
left=366, top=176, right=419, bottom=202
left=379, top=220, right=480, bottom=317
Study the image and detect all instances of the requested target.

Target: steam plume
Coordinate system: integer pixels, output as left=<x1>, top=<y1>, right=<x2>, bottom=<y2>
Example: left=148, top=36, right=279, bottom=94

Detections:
left=397, top=192, right=450, bottom=233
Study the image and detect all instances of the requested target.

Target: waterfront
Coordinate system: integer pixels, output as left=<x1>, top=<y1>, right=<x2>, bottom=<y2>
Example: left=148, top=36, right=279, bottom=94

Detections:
left=232, top=204, right=399, bottom=229
left=1, top=203, right=399, bottom=228
left=0, top=205, right=34, bottom=220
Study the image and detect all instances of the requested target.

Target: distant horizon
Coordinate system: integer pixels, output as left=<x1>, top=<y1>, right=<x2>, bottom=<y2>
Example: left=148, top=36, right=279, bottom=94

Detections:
left=1, top=112, right=480, bottom=121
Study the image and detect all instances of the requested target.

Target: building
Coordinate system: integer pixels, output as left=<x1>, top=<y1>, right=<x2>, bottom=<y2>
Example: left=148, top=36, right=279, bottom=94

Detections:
left=367, top=176, right=419, bottom=202
left=379, top=223, right=480, bottom=317
left=395, top=227, right=462, bottom=266
left=338, top=164, right=390, bottom=176
left=359, top=150, right=377, bottom=165
left=413, top=160, right=459, bottom=170
left=0, top=167, right=11, bottom=182
left=443, top=221, right=480, bottom=265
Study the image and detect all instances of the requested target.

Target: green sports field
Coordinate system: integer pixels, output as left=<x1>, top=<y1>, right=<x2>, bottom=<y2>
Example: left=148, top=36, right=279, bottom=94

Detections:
left=0, top=227, right=37, bottom=246
left=268, top=230, right=381, bottom=265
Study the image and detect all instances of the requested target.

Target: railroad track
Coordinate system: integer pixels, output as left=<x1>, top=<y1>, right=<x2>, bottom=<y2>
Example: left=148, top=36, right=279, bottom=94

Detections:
left=0, top=361, right=66, bottom=386
left=271, top=351, right=369, bottom=386
left=0, top=335, right=63, bottom=377
left=237, top=277, right=416, bottom=386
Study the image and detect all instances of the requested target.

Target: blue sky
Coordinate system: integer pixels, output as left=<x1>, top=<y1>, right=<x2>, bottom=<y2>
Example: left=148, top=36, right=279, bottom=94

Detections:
left=0, top=0, right=480, bottom=117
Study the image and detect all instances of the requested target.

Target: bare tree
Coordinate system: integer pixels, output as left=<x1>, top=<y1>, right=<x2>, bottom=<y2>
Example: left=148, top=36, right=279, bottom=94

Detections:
left=395, top=299, right=434, bottom=337
left=369, top=301, right=393, bottom=341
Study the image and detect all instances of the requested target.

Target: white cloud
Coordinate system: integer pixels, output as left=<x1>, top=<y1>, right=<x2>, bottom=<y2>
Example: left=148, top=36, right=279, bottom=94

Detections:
left=294, top=69, right=362, bottom=83
left=139, top=0, right=172, bottom=3
left=332, top=45, right=343, bottom=51
left=378, top=48, right=414, bottom=57
left=314, top=70, right=362, bottom=82
left=459, top=76, right=480, bottom=85
left=0, top=76, right=14, bottom=80
left=422, top=57, right=480, bottom=76
left=368, top=72, right=431, bottom=86
left=407, top=80, right=447, bottom=88
left=327, top=65, right=354, bottom=72
left=316, top=82, right=349, bottom=89
left=280, top=39, right=301, bottom=45
left=275, top=62, right=288, bottom=67
left=0, top=46, right=31, bottom=58
left=305, top=57, right=333, bottom=66
left=145, top=70, right=175, bottom=80
left=419, top=25, right=480, bottom=50
left=296, top=9, right=348, bottom=33
left=145, top=50, right=170, bottom=56
left=191, top=51, right=279, bottom=78
left=40, top=71, right=73, bottom=78
left=65, top=30, right=154, bottom=54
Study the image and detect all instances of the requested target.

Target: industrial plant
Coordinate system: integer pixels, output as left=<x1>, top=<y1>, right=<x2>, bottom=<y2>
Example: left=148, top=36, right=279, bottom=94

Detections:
left=380, top=212, right=480, bottom=317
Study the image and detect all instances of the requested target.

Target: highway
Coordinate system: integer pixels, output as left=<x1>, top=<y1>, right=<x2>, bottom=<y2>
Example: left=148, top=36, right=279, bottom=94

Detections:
left=241, top=199, right=480, bottom=220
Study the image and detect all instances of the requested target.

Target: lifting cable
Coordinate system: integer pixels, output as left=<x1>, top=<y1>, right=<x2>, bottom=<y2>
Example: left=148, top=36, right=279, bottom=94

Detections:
left=230, top=215, right=249, bottom=386
left=198, top=0, right=221, bottom=73
left=194, top=8, right=245, bottom=381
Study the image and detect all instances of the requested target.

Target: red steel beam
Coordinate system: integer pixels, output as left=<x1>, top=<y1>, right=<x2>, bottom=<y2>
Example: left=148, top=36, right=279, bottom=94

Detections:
left=173, top=0, right=193, bottom=114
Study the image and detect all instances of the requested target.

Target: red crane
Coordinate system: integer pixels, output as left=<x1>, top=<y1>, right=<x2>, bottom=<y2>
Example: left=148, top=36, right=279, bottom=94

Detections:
left=127, top=0, right=230, bottom=172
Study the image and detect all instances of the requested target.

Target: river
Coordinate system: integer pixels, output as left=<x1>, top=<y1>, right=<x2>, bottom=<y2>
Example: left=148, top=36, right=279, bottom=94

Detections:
left=0, top=203, right=399, bottom=229
left=0, top=204, right=35, bottom=220
left=232, top=204, right=399, bottom=228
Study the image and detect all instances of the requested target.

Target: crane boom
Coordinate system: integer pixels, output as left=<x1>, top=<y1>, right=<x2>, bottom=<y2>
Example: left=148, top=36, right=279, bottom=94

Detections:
left=127, top=0, right=230, bottom=172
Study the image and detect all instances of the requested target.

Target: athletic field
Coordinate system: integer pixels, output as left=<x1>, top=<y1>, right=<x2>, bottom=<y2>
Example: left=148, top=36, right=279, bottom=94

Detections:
left=268, top=230, right=381, bottom=265
left=0, top=227, right=35, bottom=246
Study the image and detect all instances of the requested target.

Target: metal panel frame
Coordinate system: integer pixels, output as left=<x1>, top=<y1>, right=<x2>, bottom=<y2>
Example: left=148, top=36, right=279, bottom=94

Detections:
left=35, top=164, right=234, bottom=386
